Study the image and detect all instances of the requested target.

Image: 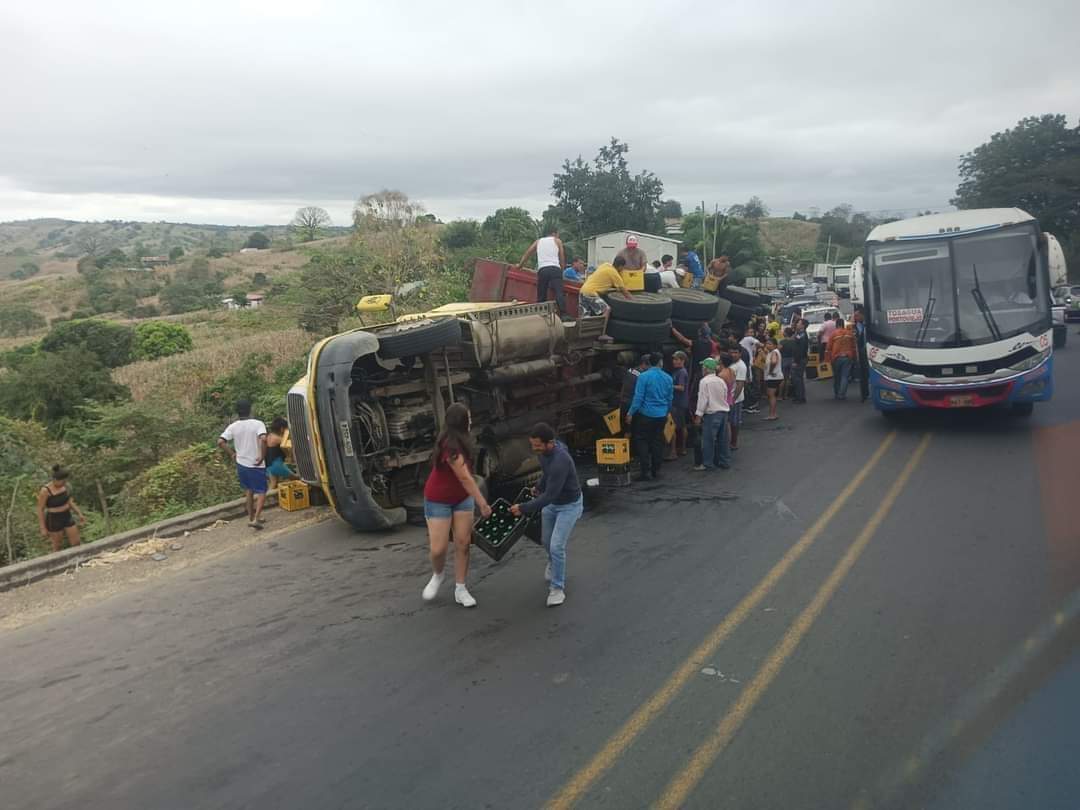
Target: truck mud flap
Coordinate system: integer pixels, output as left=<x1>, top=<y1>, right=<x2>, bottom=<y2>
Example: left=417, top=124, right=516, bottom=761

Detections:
left=315, top=330, right=407, bottom=531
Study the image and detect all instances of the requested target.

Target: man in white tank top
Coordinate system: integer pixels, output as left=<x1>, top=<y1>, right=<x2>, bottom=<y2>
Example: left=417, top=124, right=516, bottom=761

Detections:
left=517, top=227, right=568, bottom=317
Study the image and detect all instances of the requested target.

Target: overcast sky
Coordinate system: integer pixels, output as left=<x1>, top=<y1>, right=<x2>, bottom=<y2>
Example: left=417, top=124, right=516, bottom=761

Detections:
left=2, top=0, right=1078, bottom=226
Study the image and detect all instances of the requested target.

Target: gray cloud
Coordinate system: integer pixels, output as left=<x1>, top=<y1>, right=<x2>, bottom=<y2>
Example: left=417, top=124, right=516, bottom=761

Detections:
left=1, top=0, right=1078, bottom=224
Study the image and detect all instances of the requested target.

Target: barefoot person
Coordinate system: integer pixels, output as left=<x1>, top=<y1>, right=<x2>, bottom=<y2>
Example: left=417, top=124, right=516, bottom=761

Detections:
left=37, top=465, right=86, bottom=553
left=218, top=399, right=268, bottom=530
left=421, top=403, right=491, bottom=608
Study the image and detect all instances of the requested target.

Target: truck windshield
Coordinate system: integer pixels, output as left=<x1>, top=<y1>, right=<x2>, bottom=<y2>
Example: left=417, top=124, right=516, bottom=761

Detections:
left=867, top=224, right=1048, bottom=348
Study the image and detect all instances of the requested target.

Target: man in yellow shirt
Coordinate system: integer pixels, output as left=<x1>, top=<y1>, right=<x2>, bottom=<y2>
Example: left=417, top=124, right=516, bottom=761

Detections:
left=578, top=255, right=631, bottom=339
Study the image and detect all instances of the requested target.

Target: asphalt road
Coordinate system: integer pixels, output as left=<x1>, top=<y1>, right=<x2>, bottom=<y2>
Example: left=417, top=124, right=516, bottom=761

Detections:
left=4, top=339, right=1080, bottom=810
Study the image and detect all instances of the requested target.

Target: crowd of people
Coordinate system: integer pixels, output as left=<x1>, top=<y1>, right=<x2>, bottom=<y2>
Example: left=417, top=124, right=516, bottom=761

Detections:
left=516, top=230, right=726, bottom=320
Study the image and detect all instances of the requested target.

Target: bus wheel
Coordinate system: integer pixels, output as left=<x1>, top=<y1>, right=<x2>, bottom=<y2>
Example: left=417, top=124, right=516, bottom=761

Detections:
left=1011, top=403, right=1034, bottom=417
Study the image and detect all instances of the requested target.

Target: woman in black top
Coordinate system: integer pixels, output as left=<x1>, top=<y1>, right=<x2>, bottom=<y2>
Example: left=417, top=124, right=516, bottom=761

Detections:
left=36, top=465, right=86, bottom=553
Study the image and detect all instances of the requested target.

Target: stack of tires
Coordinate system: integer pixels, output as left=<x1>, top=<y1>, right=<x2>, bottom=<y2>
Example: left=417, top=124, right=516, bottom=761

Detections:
left=719, top=285, right=772, bottom=328
left=603, top=292, right=673, bottom=344
left=664, top=289, right=724, bottom=337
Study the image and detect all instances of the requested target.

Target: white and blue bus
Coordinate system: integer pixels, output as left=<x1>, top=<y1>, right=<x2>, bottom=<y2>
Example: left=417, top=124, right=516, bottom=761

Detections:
left=863, top=209, right=1053, bottom=416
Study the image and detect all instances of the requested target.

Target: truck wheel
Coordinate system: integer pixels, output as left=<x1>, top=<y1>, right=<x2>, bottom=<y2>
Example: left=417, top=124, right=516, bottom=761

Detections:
left=374, top=318, right=461, bottom=359
left=606, top=318, right=673, bottom=345
left=604, top=292, right=673, bottom=323
left=727, top=302, right=756, bottom=326
left=665, top=289, right=720, bottom=321
left=673, top=318, right=709, bottom=337
left=720, top=285, right=768, bottom=309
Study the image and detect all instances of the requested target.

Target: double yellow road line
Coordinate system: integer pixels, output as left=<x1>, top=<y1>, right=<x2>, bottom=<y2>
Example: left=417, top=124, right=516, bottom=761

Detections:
left=548, top=430, right=932, bottom=810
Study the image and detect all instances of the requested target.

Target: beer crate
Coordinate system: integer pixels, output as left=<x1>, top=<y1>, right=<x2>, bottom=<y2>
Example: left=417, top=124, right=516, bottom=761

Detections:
left=278, top=481, right=310, bottom=511
left=596, top=437, right=631, bottom=465
left=473, top=498, right=531, bottom=562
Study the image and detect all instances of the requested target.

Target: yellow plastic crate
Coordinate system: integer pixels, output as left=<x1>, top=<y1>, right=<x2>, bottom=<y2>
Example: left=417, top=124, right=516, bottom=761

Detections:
left=278, top=481, right=310, bottom=511
left=620, top=270, right=645, bottom=291
left=596, top=437, right=631, bottom=465
left=603, top=408, right=623, bottom=436
left=678, top=272, right=694, bottom=288
left=702, top=274, right=721, bottom=292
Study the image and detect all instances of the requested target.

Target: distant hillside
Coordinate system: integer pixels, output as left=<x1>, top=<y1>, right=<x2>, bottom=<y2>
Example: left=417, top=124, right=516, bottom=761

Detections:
left=757, top=218, right=820, bottom=258
left=0, top=218, right=351, bottom=266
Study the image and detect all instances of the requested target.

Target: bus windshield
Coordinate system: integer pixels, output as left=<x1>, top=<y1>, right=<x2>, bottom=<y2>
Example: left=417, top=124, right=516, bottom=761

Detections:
left=867, top=224, right=1048, bottom=348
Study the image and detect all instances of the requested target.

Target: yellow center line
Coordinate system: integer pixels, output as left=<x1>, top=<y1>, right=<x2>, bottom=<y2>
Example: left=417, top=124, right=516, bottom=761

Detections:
left=654, top=433, right=932, bottom=810
left=546, top=431, right=898, bottom=810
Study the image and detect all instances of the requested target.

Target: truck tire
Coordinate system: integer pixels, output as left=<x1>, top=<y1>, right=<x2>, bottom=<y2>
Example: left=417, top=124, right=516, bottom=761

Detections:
left=673, top=318, right=709, bottom=337
left=721, top=285, right=768, bottom=309
left=606, top=318, right=673, bottom=345
left=665, top=289, right=720, bottom=321
left=374, top=318, right=461, bottom=359
left=604, top=291, right=673, bottom=323
left=727, top=302, right=756, bottom=325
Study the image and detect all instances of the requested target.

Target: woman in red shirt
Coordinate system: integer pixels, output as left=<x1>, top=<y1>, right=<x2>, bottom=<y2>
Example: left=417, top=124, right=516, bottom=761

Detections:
left=421, top=403, right=492, bottom=608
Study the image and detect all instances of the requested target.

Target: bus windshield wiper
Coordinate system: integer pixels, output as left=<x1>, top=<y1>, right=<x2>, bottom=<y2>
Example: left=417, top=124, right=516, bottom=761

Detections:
left=970, top=264, right=1002, bottom=341
left=915, top=277, right=935, bottom=343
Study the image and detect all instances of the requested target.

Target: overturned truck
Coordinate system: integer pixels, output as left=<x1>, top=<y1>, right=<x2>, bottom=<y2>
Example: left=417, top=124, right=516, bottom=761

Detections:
left=287, top=259, right=758, bottom=531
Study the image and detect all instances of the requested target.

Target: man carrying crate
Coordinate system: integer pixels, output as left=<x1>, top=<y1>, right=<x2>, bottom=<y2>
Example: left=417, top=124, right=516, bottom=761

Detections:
left=511, top=423, right=582, bottom=608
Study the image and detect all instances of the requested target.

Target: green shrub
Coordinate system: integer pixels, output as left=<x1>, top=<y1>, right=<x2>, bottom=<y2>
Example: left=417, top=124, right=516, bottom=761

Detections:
left=0, top=348, right=130, bottom=434
left=244, top=232, right=271, bottom=250
left=115, top=443, right=240, bottom=523
left=40, top=318, right=135, bottom=368
left=0, top=304, right=46, bottom=336
left=0, top=417, right=69, bottom=565
left=133, top=321, right=194, bottom=360
left=169, top=246, right=184, bottom=261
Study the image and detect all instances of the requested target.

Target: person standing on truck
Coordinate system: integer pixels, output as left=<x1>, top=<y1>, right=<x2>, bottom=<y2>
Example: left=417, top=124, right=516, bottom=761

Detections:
left=658, top=254, right=681, bottom=288
left=511, top=423, right=583, bottom=608
left=682, top=247, right=705, bottom=288
left=218, top=399, right=268, bottom=531
left=421, top=403, right=492, bottom=609
left=563, top=257, right=586, bottom=283
left=616, top=234, right=648, bottom=272
left=625, top=352, right=673, bottom=482
left=517, top=226, right=567, bottom=317
left=580, top=255, right=630, bottom=338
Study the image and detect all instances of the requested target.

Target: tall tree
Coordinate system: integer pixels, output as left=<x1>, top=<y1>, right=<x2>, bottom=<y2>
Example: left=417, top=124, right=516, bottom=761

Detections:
left=952, top=114, right=1080, bottom=266
left=659, top=199, right=683, bottom=218
left=549, top=138, right=665, bottom=244
left=353, top=190, right=423, bottom=231
left=291, top=206, right=332, bottom=242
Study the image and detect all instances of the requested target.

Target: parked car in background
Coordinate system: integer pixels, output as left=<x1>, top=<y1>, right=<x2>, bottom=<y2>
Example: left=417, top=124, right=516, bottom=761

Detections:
left=780, top=297, right=819, bottom=324
left=1068, top=285, right=1080, bottom=323
left=801, top=306, right=837, bottom=351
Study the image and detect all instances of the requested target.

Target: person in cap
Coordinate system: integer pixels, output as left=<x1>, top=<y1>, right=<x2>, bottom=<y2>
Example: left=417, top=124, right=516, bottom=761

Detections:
left=615, top=234, right=647, bottom=271
left=693, top=356, right=731, bottom=471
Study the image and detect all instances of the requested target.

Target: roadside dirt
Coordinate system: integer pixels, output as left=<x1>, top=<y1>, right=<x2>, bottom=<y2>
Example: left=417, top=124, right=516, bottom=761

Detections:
left=0, top=506, right=334, bottom=633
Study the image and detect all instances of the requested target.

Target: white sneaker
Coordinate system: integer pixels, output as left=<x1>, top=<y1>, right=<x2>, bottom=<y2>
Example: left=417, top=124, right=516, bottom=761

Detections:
left=422, top=572, right=444, bottom=602
left=546, top=588, right=566, bottom=607
left=455, top=584, right=477, bottom=608
left=544, top=563, right=552, bottom=582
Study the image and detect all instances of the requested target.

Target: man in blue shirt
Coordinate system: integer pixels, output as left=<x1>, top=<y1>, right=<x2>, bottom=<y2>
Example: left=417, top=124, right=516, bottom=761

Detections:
left=625, top=353, right=673, bottom=481
left=563, top=257, right=586, bottom=283
left=682, top=248, right=704, bottom=288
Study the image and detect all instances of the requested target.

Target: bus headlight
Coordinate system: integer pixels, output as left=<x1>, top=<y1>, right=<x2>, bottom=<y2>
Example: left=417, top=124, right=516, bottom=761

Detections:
left=870, top=358, right=912, bottom=380
left=1008, top=348, right=1050, bottom=372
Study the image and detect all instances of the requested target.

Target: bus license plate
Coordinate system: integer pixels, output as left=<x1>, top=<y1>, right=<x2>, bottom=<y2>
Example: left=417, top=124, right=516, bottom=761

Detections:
left=947, top=394, right=973, bottom=408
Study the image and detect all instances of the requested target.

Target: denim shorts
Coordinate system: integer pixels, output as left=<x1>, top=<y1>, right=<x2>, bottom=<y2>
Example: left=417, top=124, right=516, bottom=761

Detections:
left=423, top=496, right=475, bottom=519
left=237, top=463, right=268, bottom=494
